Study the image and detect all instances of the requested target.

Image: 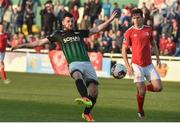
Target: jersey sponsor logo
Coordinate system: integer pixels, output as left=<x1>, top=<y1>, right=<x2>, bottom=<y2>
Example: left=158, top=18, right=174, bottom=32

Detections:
left=63, top=36, right=80, bottom=43
left=133, top=34, right=137, bottom=37
left=145, top=32, right=149, bottom=36
left=74, top=32, right=80, bottom=34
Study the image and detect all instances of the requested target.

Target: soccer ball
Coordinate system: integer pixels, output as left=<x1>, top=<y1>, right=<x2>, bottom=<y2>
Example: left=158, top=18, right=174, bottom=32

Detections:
left=111, top=63, right=127, bottom=79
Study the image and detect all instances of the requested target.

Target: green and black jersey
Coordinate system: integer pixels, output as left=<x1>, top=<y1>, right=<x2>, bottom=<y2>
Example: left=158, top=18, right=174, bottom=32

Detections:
left=47, top=30, right=90, bottom=64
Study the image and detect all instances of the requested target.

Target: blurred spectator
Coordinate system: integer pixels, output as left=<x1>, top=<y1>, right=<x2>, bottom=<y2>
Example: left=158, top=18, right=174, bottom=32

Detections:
left=142, top=7, right=151, bottom=25
left=25, top=3, right=35, bottom=34
left=161, top=17, right=172, bottom=36
left=40, top=1, right=56, bottom=36
left=164, top=36, right=176, bottom=55
left=112, top=2, right=121, bottom=19
left=10, top=6, right=18, bottom=34
left=16, top=6, right=24, bottom=33
left=120, top=19, right=131, bottom=34
left=79, top=14, right=91, bottom=29
left=0, top=0, right=10, bottom=23
left=11, top=34, right=19, bottom=48
left=27, top=34, right=43, bottom=53
left=82, top=0, right=91, bottom=16
left=103, top=16, right=112, bottom=31
left=3, top=5, right=13, bottom=32
left=159, top=33, right=168, bottom=55
left=89, top=0, right=102, bottom=25
left=11, top=33, right=26, bottom=48
left=149, top=3, right=158, bottom=17
left=70, top=5, right=79, bottom=29
left=111, top=17, right=121, bottom=32
left=94, top=14, right=103, bottom=26
left=53, top=0, right=61, bottom=17
left=111, top=30, right=123, bottom=53
left=152, top=9, right=164, bottom=32
left=141, top=2, right=148, bottom=11
left=100, top=30, right=112, bottom=53
left=153, top=30, right=160, bottom=49
left=159, top=0, right=169, bottom=17
left=146, top=19, right=153, bottom=26
left=67, top=0, right=80, bottom=12
left=57, top=5, right=68, bottom=29
left=53, top=0, right=61, bottom=29
left=102, top=0, right=111, bottom=18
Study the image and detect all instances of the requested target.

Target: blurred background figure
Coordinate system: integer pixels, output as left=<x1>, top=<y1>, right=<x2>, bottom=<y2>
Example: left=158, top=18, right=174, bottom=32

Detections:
left=0, top=23, right=10, bottom=84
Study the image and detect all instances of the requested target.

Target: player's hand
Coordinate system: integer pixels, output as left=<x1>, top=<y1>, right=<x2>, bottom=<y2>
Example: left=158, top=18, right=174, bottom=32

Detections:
left=156, top=59, right=161, bottom=68
left=11, top=46, right=18, bottom=51
left=11, top=44, right=25, bottom=51
left=126, top=65, right=133, bottom=77
left=110, top=11, right=118, bottom=20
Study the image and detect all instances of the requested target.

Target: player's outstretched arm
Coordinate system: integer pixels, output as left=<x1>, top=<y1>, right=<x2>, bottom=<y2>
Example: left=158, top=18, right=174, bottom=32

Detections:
left=11, top=38, right=50, bottom=51
left=89, top=11, right=117, bottom=35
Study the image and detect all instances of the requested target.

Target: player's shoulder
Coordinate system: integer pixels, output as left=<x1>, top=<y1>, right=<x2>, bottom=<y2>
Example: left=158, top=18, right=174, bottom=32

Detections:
left=126, top=26, right=134, bottom=32
left=124, top=26, right=134, bottom=36
left=78, top=29, right=89, bottom=32
left=50, top=29, right=63, bottom=36
left=77, top=29, right=89, bottom=35
left=125, top=26, right=134, bottom=33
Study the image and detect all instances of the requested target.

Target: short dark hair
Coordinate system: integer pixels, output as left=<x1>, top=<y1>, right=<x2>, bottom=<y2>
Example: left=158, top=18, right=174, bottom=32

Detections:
left=131, top=8, right=143, bottom=17
left=63, top=12, right=74, bottom=19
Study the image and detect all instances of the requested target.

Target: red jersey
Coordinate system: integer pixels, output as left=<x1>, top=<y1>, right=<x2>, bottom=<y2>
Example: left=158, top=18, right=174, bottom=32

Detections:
left=123, top=25, right=153, bottom=67
left=0, top=32, right=9, bottom=52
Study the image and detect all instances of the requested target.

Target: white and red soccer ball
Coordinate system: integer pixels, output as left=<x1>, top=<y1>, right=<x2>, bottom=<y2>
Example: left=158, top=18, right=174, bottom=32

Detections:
left=111, top=63, right=127, bottom=79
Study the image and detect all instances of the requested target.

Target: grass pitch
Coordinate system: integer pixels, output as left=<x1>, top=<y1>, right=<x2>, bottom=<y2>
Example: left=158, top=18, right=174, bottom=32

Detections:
left=0, top=72, right=179, bottom=122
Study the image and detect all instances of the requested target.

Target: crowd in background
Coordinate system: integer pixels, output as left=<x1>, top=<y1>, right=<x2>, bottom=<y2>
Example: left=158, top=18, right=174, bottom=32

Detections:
left=0, top=0, right=180, bottom=56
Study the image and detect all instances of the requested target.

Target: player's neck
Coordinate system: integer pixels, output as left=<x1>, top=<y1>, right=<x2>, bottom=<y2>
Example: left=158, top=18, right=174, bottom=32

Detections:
left=133, top=24, right=144, bottom=30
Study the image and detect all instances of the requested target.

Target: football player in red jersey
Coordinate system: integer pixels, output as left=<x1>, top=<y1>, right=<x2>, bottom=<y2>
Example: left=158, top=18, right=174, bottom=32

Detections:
left=0, top=23, right=10, bottom=84
left=122, top=9, right=163, bottom=118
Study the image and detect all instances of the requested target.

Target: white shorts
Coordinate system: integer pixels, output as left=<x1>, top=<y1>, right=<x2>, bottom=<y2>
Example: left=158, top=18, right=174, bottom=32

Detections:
left=132, top=63, right=160, bottom=83
left=0, top=52, right=5, bottom=62
left=69, top=61, right=98, bottom=81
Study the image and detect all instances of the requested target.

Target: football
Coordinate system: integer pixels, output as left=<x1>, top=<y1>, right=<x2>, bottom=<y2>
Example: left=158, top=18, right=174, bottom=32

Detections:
left=111, top=63, right=127, bottom=79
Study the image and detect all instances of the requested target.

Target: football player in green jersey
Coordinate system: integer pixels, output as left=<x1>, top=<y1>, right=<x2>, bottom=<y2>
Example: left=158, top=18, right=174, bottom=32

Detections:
left=12, top=11, right=118, bottom=121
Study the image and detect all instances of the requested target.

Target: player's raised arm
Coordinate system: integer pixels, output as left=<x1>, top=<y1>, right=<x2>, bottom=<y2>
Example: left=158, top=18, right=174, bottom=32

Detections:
left=11, top=38, right=50, bottom=51
left=89, top=11, right=117, bottom=36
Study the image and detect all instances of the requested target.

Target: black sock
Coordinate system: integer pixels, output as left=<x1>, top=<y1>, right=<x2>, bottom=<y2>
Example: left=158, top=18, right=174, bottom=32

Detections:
left=84, top=95, right=97, bottom=114
left=75, top=79, right=88, bottom=97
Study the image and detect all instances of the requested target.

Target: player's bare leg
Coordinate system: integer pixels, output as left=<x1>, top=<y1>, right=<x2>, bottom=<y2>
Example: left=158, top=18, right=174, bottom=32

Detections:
left=136, top=82, right=146, bottom=118
left=146, top=79, right=163, bottom=92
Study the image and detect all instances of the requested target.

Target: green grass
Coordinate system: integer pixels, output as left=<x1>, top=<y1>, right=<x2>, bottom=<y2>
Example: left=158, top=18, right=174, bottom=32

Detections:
left=0, top=72, right=179, bottom=121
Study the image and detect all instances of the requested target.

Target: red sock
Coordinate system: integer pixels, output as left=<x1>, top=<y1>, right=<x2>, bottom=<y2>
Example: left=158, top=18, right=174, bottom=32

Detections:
left=146, top=84, right=154, bottom=92
left=1, top=68, right=6, bottom=80
left=136, top=94, right=144, bottom=113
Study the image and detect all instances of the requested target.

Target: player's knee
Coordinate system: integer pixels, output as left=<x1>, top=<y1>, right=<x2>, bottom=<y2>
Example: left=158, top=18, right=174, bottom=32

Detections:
left=71, top=70, right=83, bottom=80
left=154, top=86, right=163, bottom=92
left=138, top=90, right=146, bottom=96
left=138, top=88, right=146, bottom=96
left=89, top=88, right=98, bottom=97
left=153, top=80, right=163, bottom=92
left=88, top=82, right=98, bottom=97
